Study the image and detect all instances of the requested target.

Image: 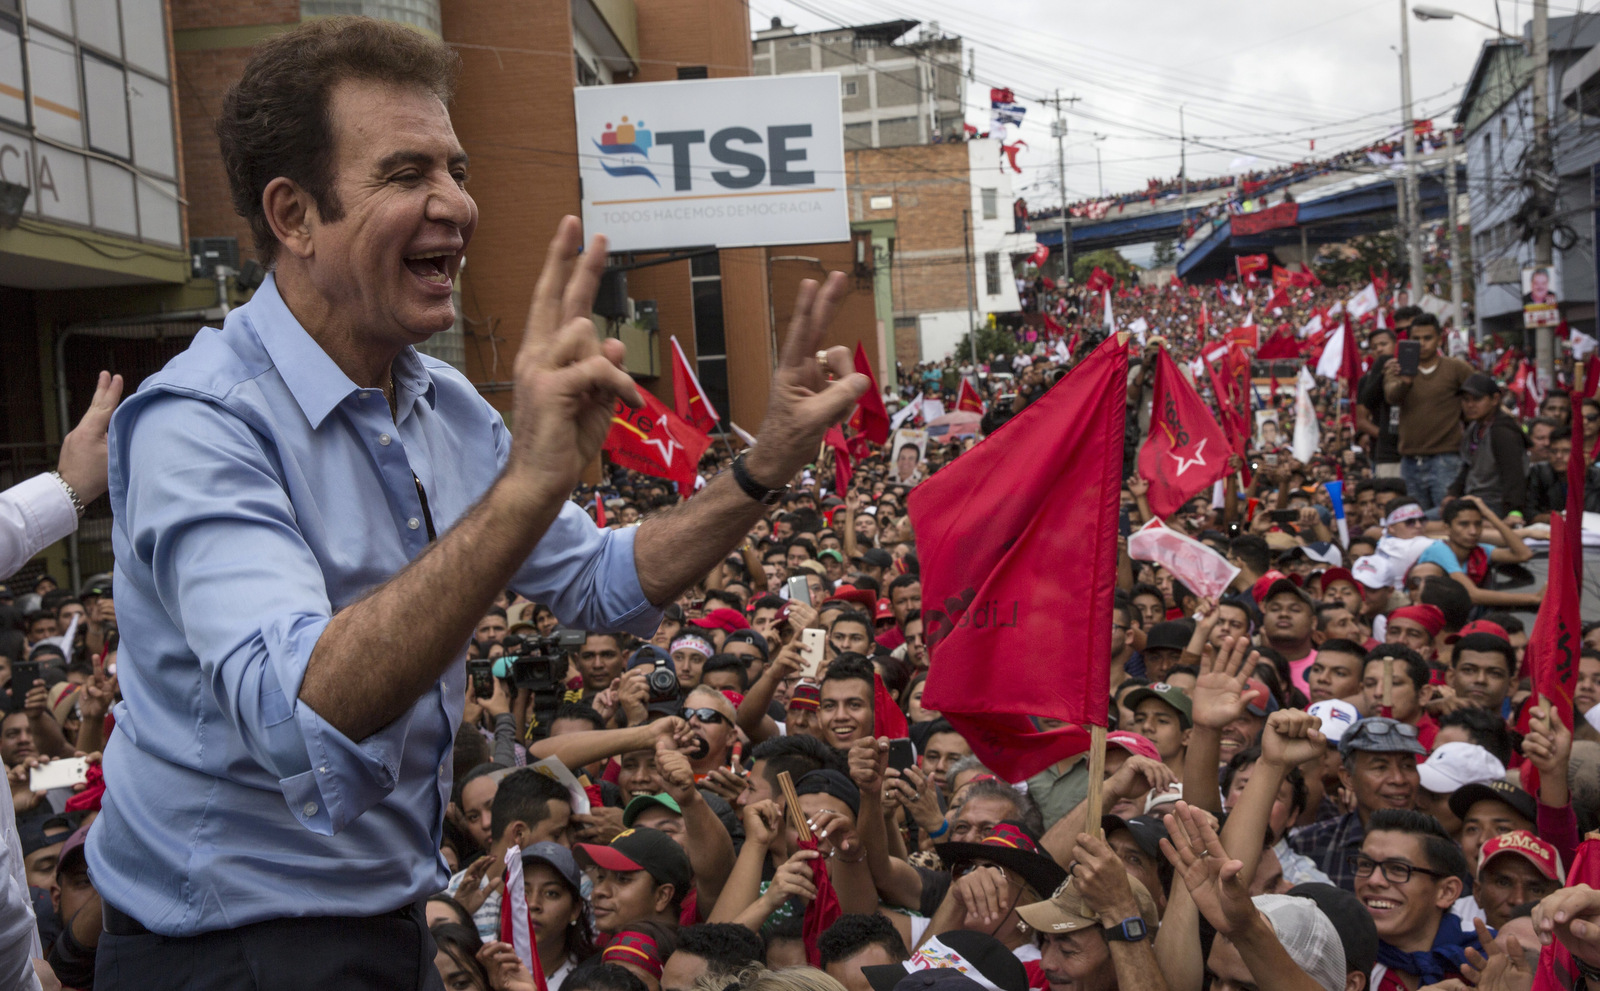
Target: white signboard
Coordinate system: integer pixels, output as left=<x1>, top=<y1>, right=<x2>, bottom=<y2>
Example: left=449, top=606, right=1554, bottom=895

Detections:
left=575, top=74, right=849, bottom=252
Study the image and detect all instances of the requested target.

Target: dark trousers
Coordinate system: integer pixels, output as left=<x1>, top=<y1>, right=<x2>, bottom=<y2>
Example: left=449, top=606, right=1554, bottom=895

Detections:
left=96, top=900, right=446, bottom=991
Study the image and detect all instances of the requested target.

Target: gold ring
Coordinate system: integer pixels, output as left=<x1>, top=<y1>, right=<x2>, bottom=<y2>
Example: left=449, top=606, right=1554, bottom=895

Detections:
left=815, top=350, right=829, bottom=369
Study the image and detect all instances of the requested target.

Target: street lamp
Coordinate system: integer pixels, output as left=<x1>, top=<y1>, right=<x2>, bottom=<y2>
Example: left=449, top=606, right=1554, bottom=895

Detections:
left=1412, top=5, right=1521, bottom=41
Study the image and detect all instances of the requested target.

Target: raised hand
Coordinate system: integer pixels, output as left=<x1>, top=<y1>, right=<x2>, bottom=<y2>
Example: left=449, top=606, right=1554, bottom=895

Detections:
left=1259, top=709, right=1327, bottom=770
left=1533, top=884, right=1600, bottom=971
left=743, top=799, right=785, bottom=849
left=1190, top=634, right=1261, bottom=731
left=57, top=369, right=124, bottom=504
left=654, top=736, right=698, bottom=804
left=743, top=273, right=869, bottom=488
left=1159, top=801, right=1256, bottom=936
left=507, top=217, right=643, bottom=501
left=848, top=737, right=888, bottom=794
left=453, top=854, right=504, bottom=915
left=768, top=850, right=820, bottom=902
left=950, top=864, right=1015, bottom=928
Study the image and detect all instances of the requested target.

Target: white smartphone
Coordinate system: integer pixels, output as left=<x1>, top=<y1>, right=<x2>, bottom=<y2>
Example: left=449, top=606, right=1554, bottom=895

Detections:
left=800, top=628, right=826, bottom=678
left=30, top=757, right=89, bottom=792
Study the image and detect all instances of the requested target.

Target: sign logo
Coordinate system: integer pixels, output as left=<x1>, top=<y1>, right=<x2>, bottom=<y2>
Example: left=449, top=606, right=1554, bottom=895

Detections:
left=595, top=116, right=658, bottom=185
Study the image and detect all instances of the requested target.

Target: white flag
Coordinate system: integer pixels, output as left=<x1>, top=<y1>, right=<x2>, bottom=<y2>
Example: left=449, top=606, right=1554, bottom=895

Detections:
left=1299, top=313, right=1322, bottom=340
left=505, top=845, right=534, bottom=973
left=1103, top=289, right=1114, bottom=332
left=1292, top=366, right=1319, bottom=462
left=1315, top=323, right=1346, bottom=380
left=1129, top=317, right=1149, bottom=342
left=1346, top=282, right=1380, bottom=321
left=890, top=395, right=925, bottom=432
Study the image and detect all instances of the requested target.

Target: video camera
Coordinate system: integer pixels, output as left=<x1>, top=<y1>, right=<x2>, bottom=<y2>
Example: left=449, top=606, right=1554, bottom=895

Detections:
left=502, top=628, right=585, bottom=739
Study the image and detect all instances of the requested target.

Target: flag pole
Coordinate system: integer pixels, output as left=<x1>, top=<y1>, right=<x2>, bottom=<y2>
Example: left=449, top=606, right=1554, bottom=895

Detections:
left=1083, top=724, right=1107, bottom=840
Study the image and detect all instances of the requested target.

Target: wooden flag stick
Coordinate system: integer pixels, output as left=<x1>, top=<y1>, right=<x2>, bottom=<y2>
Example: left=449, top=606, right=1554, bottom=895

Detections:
left=776, top=770, right=813, bottom=842
left=1083, top=724, right=1107, bottom=840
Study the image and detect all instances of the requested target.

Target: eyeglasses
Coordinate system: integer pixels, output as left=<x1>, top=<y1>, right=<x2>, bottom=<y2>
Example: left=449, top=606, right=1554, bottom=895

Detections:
left=1349, top=720, right=1419, bottom=743
left=1586, top=414, right=1600, bottom=423
left=1349, top=854, right=1449, bottom=885
left=680, top=707, right=729, bottom=725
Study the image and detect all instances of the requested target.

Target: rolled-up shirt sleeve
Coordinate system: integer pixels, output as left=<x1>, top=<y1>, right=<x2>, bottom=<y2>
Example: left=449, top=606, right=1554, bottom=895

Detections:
left=123, top=393, right=405, bottom=835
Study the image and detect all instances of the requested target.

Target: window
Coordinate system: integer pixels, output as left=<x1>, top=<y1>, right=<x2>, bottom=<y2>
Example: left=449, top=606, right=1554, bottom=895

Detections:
left=981, top=187, right=998, bottom=220
left=985, top=252, right=1000, bottom=296
left=574, top=52, right=600, bottom=87
left=83, top=52, right=129, bottom=159
left=843, top=80, right=858, bottom=96
left=690, top=252, right=730, bottom=424
left=788, top=38, right=807, bottom=48
left=677, top=65, right=708, bottom=80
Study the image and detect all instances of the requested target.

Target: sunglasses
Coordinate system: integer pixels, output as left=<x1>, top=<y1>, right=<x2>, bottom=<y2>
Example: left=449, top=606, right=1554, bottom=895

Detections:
left=680, top=707, right=729, bottom=725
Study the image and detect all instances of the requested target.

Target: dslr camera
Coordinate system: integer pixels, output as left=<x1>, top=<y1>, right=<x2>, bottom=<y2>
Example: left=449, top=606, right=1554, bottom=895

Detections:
left=502, top=628, right=585, bottom=738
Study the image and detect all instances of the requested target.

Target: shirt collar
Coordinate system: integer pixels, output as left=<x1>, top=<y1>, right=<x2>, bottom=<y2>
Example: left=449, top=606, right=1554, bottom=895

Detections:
left=244, top=273, right=438, bottom=429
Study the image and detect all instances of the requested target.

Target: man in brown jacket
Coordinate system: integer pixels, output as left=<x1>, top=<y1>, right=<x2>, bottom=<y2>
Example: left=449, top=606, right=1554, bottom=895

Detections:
left=1382, top=313, right=1473, bottom=511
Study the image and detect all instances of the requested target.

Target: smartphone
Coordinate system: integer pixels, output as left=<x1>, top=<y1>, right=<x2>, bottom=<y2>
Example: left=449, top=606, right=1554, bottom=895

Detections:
left=467, top=659, right=494, bottom=701
left=1264, top=452, right=1279, bottom=466
left=786, top=575, right=812, bottom=607
left=30, top=757, right=89, bottom=792
left=800, top=628, right=826, bottom=678
left=1269, top=509, right=1299, bottom=525
left=887, top=738, right=917, bottom=774
left=9, top=661, right=39, bottom=712
left=1397, top=340, right=1421, bottom=376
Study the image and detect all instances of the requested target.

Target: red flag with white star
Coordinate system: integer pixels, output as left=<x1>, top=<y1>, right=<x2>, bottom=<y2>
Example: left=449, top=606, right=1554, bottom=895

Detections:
left=602, top=388, right=710, bottom=492
left=1137, top=347, right=1231, bottom=519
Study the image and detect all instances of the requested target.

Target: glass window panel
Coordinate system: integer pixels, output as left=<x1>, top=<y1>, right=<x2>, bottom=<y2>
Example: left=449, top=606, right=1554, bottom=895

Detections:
left=87, top=156, right=134, bottom=233
left=127, top=71, right=169, bottom=174
left=136, top=175, right=178, bottom=244
left=119, top=0, right=165, bottom=78
left=34, top=143, right=88, bottom=225
left=692, top=279, right=725, bottom=356
left=26, top=34, right=81, bottom=146
left=0, top=133, right=30, bottom=202
left=82, top=53, right=128, bottom=158
left=74, top=0, right=120, bottom=58
left=0, top=21, right=24, bottom=125
left=28, top=0, right=74, bottom=36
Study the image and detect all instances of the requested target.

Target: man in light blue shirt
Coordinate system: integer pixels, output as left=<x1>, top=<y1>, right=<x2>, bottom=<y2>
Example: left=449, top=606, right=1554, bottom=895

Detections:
left=90, top=18, right=866, bottom=989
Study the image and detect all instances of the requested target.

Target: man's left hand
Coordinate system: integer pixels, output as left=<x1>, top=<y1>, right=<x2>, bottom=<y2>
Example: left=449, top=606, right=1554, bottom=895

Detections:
left=743, top=273, right=869, bottom=488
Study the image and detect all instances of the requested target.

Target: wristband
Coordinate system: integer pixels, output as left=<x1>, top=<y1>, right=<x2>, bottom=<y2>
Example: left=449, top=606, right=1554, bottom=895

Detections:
left=926, top=818, right=950, bottom=839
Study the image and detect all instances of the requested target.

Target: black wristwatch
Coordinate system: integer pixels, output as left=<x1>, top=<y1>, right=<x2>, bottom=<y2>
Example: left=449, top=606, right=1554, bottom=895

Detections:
left=1103, top=917, right=1148, bottom=943
left=730, top=453, right=787, bottom=506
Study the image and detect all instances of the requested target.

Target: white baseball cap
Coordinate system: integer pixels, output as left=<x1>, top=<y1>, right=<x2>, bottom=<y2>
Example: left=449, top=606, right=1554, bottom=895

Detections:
left=1305, top=699, right=1361, bottom=745
left=1143, top=783, right=1183, bottom=816
left=1416, top=741, right=1507, bottom=795
left=1254, top=894, right=1347, bottom=991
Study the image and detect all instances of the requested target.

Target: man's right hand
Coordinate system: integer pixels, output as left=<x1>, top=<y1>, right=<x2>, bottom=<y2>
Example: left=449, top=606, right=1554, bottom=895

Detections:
left=741, top=273, right=869, bottom=490
left=505, top=217, right=643, bottom=503
left=453, top=854, right=503, bottom=914
left=743, top=798, right=784, bottom=848
left=57, top=369, right=123, bottom=504
left=1259, top=710, right=1326, bottom=770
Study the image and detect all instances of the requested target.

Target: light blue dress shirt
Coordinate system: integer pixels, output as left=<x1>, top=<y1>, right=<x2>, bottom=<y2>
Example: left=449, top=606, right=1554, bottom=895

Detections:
left=86, top=275, right=660, bottom=936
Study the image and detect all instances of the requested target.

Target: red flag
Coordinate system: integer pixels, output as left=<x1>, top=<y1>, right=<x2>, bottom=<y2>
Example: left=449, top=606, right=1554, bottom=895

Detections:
left=823, top=425, right=853, bottom=496
left=957, top=378, right=985, bottom=414
left=847, top=343, right=890, bottom=444
left=1339, top=317, right=1363, bottom=404
left=1255, top=326, right=1302, bottom=360
left=1086, top=266, right=1115, bottom=294
left=799, top=838, right=842, bottom=966
left=908, top=337, right=1126, bottom=782
left=602, top=389, right=711, bottom=492
left=1137, top=348, right=1232, bottom=519
left=1271, top=265, right=1292, bottom=289
left=670, top=336, right=720, bottom=433
left=499, top=872, right=551, bottom=991
left=1527, top=510, right=1582, bottom=731
left=1263, top=286, right=1290, bottom=312
left=1235, top=254, right=1269, bottom=281
left=594, top=492, right=606, bottom=528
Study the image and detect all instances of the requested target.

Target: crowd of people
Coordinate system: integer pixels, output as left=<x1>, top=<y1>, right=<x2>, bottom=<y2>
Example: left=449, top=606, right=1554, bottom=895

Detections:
left=3, top=15, right=1600, bottom=991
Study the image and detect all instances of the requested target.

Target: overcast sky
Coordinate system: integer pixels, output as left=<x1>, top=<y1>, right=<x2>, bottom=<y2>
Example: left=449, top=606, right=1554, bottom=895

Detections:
left=750, top=0, right=1568, bottom=207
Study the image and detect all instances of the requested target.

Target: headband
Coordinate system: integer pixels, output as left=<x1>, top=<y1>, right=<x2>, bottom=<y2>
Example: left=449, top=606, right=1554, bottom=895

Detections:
left=1382, top=504, right=1424, bottom=528
left=669, top=634, right=713, bottom=658
left=603, top=931, right=664, bottom=979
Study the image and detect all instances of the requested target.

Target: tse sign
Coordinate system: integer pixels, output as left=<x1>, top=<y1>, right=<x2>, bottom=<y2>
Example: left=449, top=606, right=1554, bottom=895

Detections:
left=575, top=74, right=849, bottom=252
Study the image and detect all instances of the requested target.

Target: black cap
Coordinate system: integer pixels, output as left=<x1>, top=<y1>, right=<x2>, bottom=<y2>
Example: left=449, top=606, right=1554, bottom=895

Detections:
left=1101, top=814, right=1168, bottom=860
left=1144, top=620, right=1194, bottom=653
left=1287, top=882, right=1379, bottom=976
left=18, top=814, right=74, bottom=857
left=858, top=548, right=894, bottom=569
left=891, top=973, right=987, bottom=991
left=575, top=827, right=693, bottom=897
left=1459, top=373, right=1502, bottom=398
left=723, top=628, right=770, bottom=661
left=863, top=930, right=1029, bottom=991
left=1448, top=779, right=1537, bottom=824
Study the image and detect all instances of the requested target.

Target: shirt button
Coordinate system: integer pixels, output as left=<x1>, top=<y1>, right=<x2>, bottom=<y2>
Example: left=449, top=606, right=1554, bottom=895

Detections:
left=408, top=518, right=420, bottom=530
left=379, top=434, right=391, bottom=446
left=358, top=391, right=371, bottom=400
left=302, top=802, right=318, bottom=817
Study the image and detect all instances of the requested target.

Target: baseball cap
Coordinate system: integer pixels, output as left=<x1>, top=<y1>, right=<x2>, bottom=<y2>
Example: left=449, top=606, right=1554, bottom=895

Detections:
left=1389, top=604, right=1445, bottom=639
left=818, top=548, right=845, bottom=564
left=875, top=599, right=896, bottom=623
left=1106, top=731, right=1161, bottom=763
left=1459, top=373, right=1502, bottom=397
left=622, top=793, right=683, bottom=828
left=1338, top=717, right=1427, bottom=758
left=1318, top=567, right=1364, bottom=600
left=863, top=930, right=1029, bottom=991
left=574, top=827, right=692, bottom=896
left=17, top=814, right=73, bottom=858
left=1479, top=830, right=1563, bottom=882
left=520, top=841, right=584, bottom=898
left=627, top=644, right=672, bottom=670
left=890, top=972, right=988, bottom=991
left=1017, top=874, right=1159, bottom=935
left=1287, top=883, right=1379, bottom=977
left=1101, top=815, right=1169, bottom=860
left=1144, top=784, right=1184, bottom=815
left=1305, top=699, right=1360, bottom=745
left=1123, top=683, right=1193, bottom=728
left=1144, top=620, right=1194, bottom=653
left=858, top=549, right=894, bottom=569
left=56, top=824, right=90, bottom=876
left=722, top=628, right=769, bottom=661
left=695, top=608, right=750, bottom=633
left=826, top=584, right=879, bottom=609
left=1245, top=678, right=1279, bottom=717
left=1448, top=780, right=1537, bottom=824
left=1457, top=619, right=1510, bottom=642
left=1254, top=894, right=1347, bottom=991
left=1252, top=570, right=1315, bottom=607
left=1416, top=742, right=1506, bottom=795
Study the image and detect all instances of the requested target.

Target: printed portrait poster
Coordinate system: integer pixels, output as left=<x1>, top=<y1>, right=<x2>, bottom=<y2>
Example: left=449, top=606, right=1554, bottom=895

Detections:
left=891, top=428, right=928, bottom=484
left=1523, top=266, right=1560, bottom=328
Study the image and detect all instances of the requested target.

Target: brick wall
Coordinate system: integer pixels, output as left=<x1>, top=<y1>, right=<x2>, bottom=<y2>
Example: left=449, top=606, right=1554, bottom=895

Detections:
left=170, top=0, right=297, bottom=31
left=845, top=143, right=973, bottom=319
left=175, top=47, right=259, bottom=257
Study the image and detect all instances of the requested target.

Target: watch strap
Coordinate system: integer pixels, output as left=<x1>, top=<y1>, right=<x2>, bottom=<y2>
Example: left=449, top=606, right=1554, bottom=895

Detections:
left=1102, top=917, right=1147, bottom=943
left=731, top=454, right=784, bottom=506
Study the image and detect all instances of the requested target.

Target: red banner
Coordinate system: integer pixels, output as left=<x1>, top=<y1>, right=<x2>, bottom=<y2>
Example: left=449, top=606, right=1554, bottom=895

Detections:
left=602, top=389, right=711, bottom=492
left=1226, top=325, right=1259, bottom=350
left=957, top=378, right=985, bottom=414
left=671, top=337, right=720, bottom=433
left=1138, top=348, right=1232, bottom=519
left=1231, top=202, right=1300, bottom=236
left=847, top=342, right=890, bottom=444
left=910, top=337, right=1127, bottom=782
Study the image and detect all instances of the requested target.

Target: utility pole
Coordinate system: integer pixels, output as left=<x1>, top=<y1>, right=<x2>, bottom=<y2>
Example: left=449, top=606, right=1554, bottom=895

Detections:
left=1398, top=0, right=1424, bottom=305
left=1051, top=90, right=1070, bottom=283
left=1446, top=128, right=1466, bottom=338
left=1180, top=105, right=1188, bottom=226
left=1532, top=0, right=1555, bottom=386
left=963, top=208, right=978, bottom=365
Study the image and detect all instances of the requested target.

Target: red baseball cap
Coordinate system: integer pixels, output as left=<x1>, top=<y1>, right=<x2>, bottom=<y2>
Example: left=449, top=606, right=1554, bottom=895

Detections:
left=1457, top=619, right=1511, bottom=643
left=826, top=585, right=878, bottom=610
left=1106, top=731, right=1161, bottom=763
left=874, top=599, right=895, bottom=622
left=1318, top=567, right=1365, bottom=600
left=695, top=607, right=750, bottom=633
left=1479, top=830, right=1562, bottom=881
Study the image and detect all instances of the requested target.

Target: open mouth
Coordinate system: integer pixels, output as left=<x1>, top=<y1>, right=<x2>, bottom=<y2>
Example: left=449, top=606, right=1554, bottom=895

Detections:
left=404, top=250, right=455, bottom=288
left=1363, top=897, right=1400, bottom=914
